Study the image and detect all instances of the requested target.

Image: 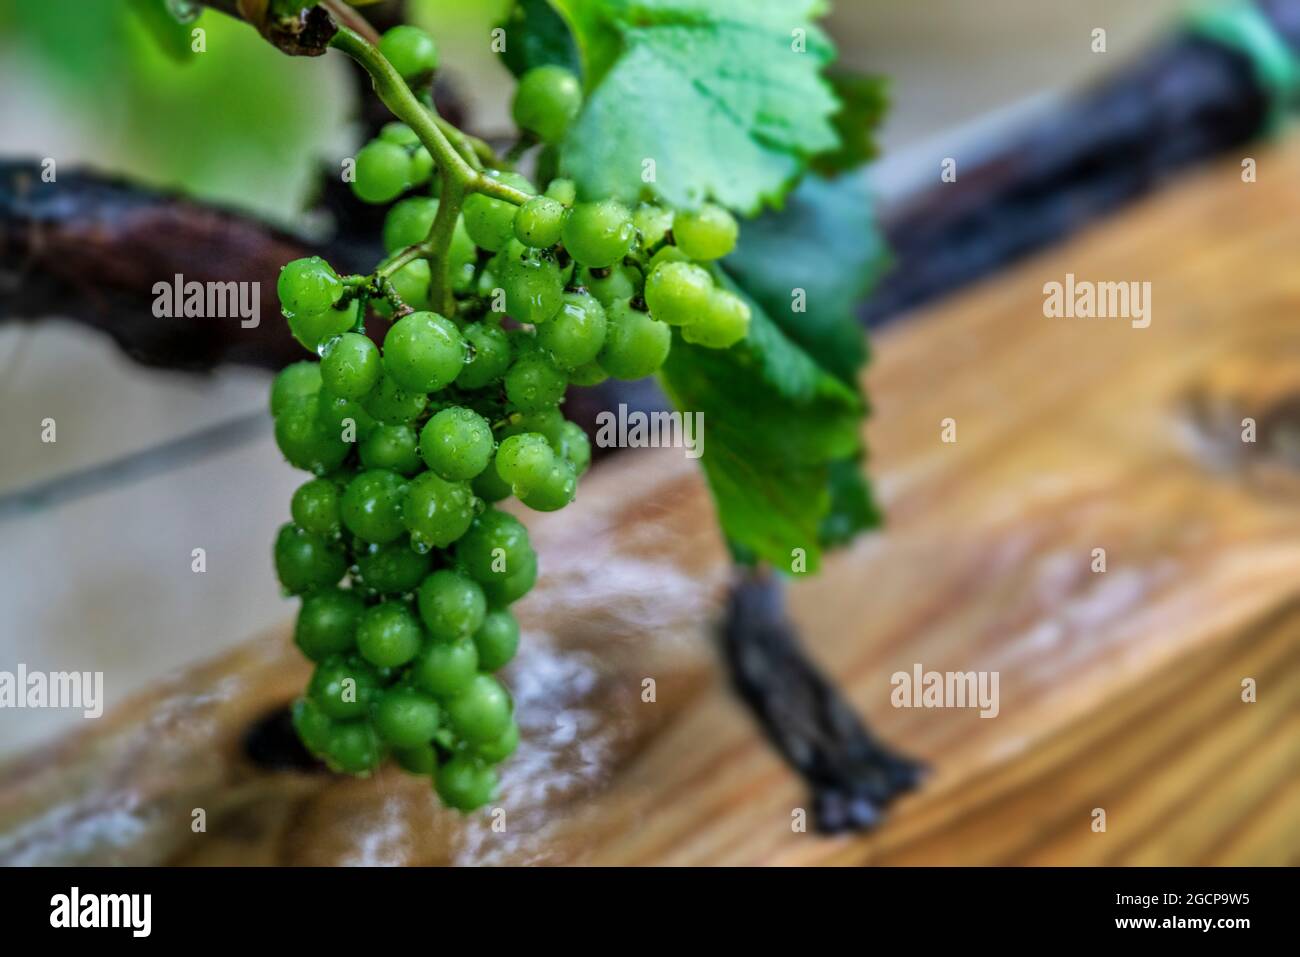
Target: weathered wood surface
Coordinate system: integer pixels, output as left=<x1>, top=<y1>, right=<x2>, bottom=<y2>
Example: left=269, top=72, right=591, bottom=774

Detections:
left=2, top=141, right=1299, bottom=866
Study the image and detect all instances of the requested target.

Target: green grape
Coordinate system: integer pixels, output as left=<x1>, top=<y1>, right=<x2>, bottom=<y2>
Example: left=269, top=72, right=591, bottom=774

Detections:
left=278, top=256, right=343, bottom=317
left=274, top=398, right=351, bottom=473
left=556, top=420, right=591, bottom=475
left=269, top=361, right=321, bottom=417
left=680, top=289, right=751, bottom=349
left=504, top=352, right=567, bottom=412
left=633, top=203, right=674, bottom=248
left=385, top=260, right=433, bottom=317
left=409, top=147, right=434, bottom=187
left=354, top=538, right=432, bottom=595
left=355, top=602, right=423, bottom=668
left=537, top=291, right=606, bottom=369
left=513, top=195, right=567, bottom=248
left=359, top=423, right=422, bottom=475
left=500, top=242, right=564, bottom=324
left=644, top=261, right=714, bottom=327
left=383, top=311, right=466, bottom=393
left=597, top=298, right=672, bottom=379
left=362, top=372, right=428, bottom=425
left=379, top=25, right=439, bottom=80
left=562, top=199, right=634, bottom=268
left=340, top=469, right=408, bottom=544
left=419, top=406, right=494, bottom=481
left=647, top=245, right=690, bottom=272
left=288, top=299, right=360, bottom=353
left=581, top=263, right=642, bottom=309
left=455, top=510, right=533, bottom=586
left=456, top=322, right=512, bottom=389
left=402, top=471, right=477, bottom=551
left=519, top=460, right=576, bottom=512
left=383, top=197, right=438, bottom=254
left=317, top=387, right=378, bottom=443
left=352, top=139, right=412, bottom=205
left=512, top=65, right=583, bottom=145
left=544, top=177, right=577, bottom=208
left=410, top=638, right=479, bottom=697
left=320, top=332, right=380, bottom=400
left=417, top=569, right=487, bottom=642
left=374, top=686, right=442, bottom=748
left=291, top=696, right=333, bottom=755
left=463, top=171, right=534, bottom=252
left=473, top=609, right=520, bottom=671
left=474, top=720, right=519, bottom=764
left=290, top=478, right=341, bottom=536
left=567, top=360, right=609, bottom=387
left=294, top=588, right=363, bottom=661
left=471, top=458, right=513, bottom=503
left=309, top=654, right=382, bottom=720
left=501, top=407, right=566, bottom=447
left=379, top=122, right=419, bottom=147
left=480, top=548, right=537, bottom=606
left=393, top=743, right=437, bottom=775
left=323, top=720, right=382, bottom=775
left=444, top=674, right=512, bottom=744
left=435, top=756, right=497, bottom=811
left=494, top=433, right=555, bottom=496
left=672, top=203, right=738, bottom=260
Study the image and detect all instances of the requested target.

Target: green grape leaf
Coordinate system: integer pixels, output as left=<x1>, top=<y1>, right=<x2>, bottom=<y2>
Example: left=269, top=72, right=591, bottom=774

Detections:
left=552, top=0, right=841, bottom=212
left=814, top=69, right=889, bottom=177
left=498, top=0, right=582, bottom=77
left=657, top=278, right=865, bottom=574
left=722, top=172, right=889, bottom=385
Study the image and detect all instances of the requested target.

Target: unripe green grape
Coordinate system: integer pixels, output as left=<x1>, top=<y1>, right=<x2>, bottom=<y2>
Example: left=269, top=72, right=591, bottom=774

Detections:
left=270, top=361, right=321, bottom=417
left=456, top=322, right=512, bottom=389
left=562, top=199, right=635, bottom=268
left=463, top=171, right=534, bottom=252
left=288, top=299, right=360, bottom=354
left=473, top=609, right=520, bottom=672
left=317, top=387, right=378, bottom=442
left=633, top=203, right=674, bottom=248
left=323, top=720, right=382, bottom=775
left=681, top=289, right=751, bottom=349
left=278, top=256, right=343, bottom=317
left=500, top=242, right=564, bottom=324
left=444, top=674, right=513, bottom=745
left=320, top=332, right=380, bottom=400
left=418, top=569, right=487, bottom=643
left=519, top=460, right=576, bottom=512
left=597, top=298, right=672, bottom=379
left=500, top=407, right=566, bottom=447
left=644, top=261, right=713, bottom=327
left=556, top=420, right=592, bottom=476
left=647, top=245, right=690, bottom=272
left=383, top=197, right=439, bottom=254
left=402, top=471, right=477, bottom=550
left=274, top=396, right=351, bottom=473
left=672, top=203, right=738, bottom=260
left=382, top=310, right=465, bottom=393
left=354, top=538, right=432, bottom=595
left=362, top=373, right=428, bottom=425
left=410, top=638, right=479, bottom=697
left=455, top=509, right=534, bottom=587
left=291, top=477, right=341, bottom=536
left=309, top=654, right=382, bottom=720
left=409, top=147, right=434, bottom=187
left=471, top=458, right=513, bottom=503
left=373, top=686, right=441, bottom=748
left=513, top=195, right=567, bottom=248
left=358, top=423, right=422, bottom=475
left=436, top=756, right=497, bottom=811
left=379, top=25, right=439, bottom=81
left=480, top=547, right=537, bottom=606
left=568, top=360, right=609, bottom=387
left=380, top=259, right=433, bottom=314
left=294, top=588, right=363, bottom=661
left=581, top=263, right=642, bottom=308
left=474, top=720, right=519, bottom=764
left=537, top=291, right=606, bottom=369
left=504, top=352, right=567, bottom=412
left=512, top=65, right=583, bottom=144
left=394, top=743, right=437, bottom=775
left=420, top=406, right=494, bottom=481
left=494, top=433, right=555, bottom=496
left=291, top=696, right=333, bottom=755
left=340, top=469, right=409, bottom=544
left=352, top=139, right=412, bottom=205
left=544, top=177, right=577, bottom=208
left=379, top=122, right=419, bottom=147
left=355, top=601, right=423, bottom=668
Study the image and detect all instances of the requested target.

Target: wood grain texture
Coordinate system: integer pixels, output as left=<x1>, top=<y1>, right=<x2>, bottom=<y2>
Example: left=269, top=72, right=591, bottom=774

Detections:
left=3, top=140, right=1300, bottom=866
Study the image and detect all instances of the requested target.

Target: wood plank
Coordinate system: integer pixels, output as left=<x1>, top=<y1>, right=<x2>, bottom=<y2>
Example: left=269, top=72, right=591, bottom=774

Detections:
left=2, top=140, right=1300, bottom=865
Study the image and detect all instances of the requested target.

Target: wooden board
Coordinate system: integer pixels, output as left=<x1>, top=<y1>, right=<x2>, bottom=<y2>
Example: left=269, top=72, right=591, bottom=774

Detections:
left=2, top=140, right=1299, bottom=866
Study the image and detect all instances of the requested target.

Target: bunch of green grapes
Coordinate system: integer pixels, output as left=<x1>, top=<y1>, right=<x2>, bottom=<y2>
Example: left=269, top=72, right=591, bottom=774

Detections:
left=271, top=28, right=750, bottom=812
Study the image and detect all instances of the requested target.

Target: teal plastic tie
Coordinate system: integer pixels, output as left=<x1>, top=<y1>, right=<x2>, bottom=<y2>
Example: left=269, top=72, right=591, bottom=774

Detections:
left=1187, top=0, right=1300, bottom=131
